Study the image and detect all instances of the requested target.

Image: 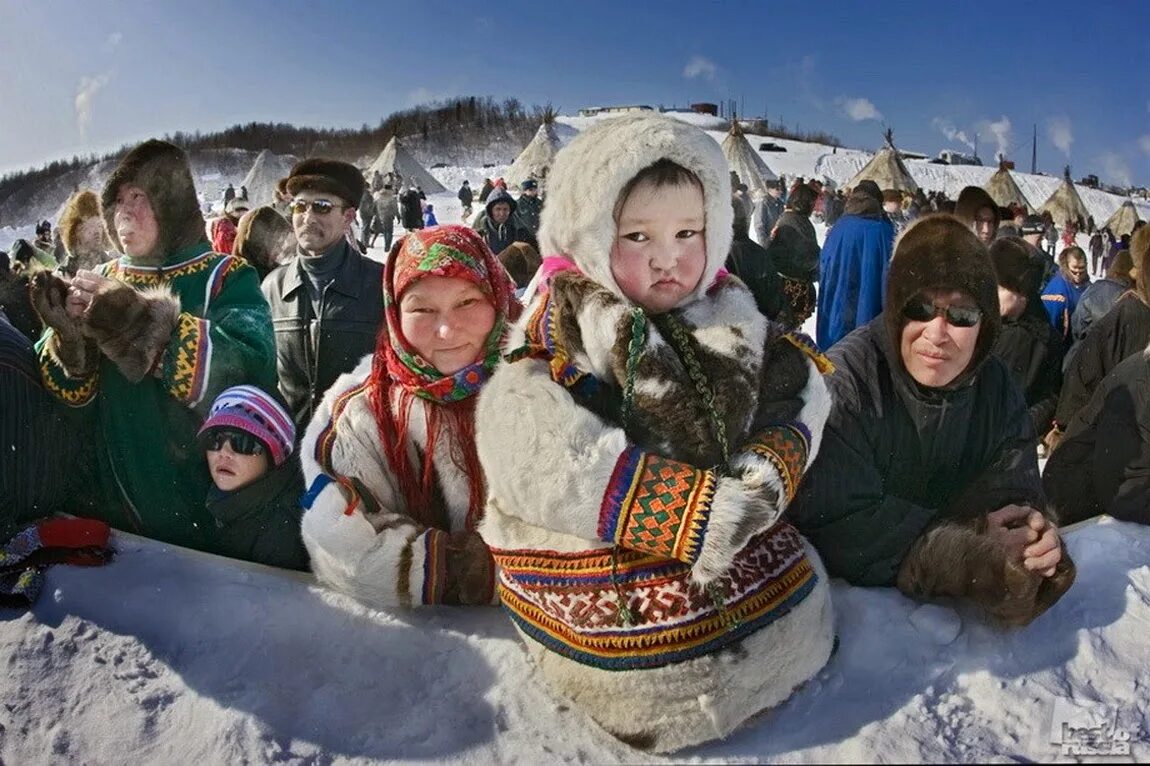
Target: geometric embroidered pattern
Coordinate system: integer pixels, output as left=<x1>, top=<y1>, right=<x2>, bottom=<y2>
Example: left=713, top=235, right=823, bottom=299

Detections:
left=492, top=521, right=817, bottom=670
left=509, top=293, right=601, bottom=400
left=102, top=250, right=219, bottom=287
left=783, top=331, right=835, bottom=375
left=164, top=313, right=211, bottom=405
left=39, top=342, right=98, bottom=408
left=746, top=424, right=810, bottom=503
left=598, top=447, right=713, bottom=564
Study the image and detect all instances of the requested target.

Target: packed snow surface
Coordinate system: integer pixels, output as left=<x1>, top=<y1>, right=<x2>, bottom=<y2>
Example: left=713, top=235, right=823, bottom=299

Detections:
left=1, top=518, right=1146, bottom=764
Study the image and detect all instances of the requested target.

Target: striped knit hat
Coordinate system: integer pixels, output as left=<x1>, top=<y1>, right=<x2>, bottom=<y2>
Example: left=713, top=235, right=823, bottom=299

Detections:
left=197, top=386, right=295, bottom=466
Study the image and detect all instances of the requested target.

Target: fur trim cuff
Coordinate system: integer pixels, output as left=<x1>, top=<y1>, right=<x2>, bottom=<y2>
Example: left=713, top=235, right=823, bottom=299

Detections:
left=45, top=331, right=99, bottom=380
left=83, top=281, right=181, bottom=382
left=691, top=475, right=781, bottom=585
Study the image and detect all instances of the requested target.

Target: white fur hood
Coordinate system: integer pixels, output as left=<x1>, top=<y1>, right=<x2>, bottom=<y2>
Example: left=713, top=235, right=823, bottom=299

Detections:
left=536, top=114, right=733, bottom=308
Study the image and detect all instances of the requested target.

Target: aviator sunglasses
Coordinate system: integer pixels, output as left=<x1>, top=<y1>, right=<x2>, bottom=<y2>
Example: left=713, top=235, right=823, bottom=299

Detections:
left=289, top=198, right=342, bottom=216
left=902, top=300, right=982, bottom=328
left=204, top=429, right=266, bottom=457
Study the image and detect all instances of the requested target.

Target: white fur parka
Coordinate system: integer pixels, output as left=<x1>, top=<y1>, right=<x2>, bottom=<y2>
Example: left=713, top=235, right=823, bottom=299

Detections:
left=476, top=114, right=836, bottom=753
left=300, top=355, right=494, bottom=608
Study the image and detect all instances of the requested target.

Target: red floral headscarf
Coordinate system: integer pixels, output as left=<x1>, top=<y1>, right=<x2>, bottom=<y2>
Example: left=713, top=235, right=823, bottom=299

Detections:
left=369, top=225, right=521, bottom=528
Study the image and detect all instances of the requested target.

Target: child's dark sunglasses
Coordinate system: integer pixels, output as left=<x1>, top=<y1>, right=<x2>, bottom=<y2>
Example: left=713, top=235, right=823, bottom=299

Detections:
left=289, top=199, right=341, bottom=216
left=204, top=429, right=266, bottom=456
left=902, top=300, right=982, bottom=328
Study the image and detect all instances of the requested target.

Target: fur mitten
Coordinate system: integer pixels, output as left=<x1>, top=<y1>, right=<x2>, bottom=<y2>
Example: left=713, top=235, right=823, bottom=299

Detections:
left=29, top=271, right=99, bottom=378
left=690, top=476, right=782, bottom=585
left=443, top=531, right=496, bottom=605
left=895, top=514, right=1077, bottom=626
left=81, top=280, right=180, bottom=382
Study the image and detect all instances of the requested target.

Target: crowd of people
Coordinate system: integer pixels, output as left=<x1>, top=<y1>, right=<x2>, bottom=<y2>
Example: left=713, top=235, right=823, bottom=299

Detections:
left=1, top=113, right=1147, bottom=752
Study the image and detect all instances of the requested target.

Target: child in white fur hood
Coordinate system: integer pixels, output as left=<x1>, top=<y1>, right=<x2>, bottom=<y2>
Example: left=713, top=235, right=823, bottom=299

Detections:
left=475, top=113, right=837, bottom=752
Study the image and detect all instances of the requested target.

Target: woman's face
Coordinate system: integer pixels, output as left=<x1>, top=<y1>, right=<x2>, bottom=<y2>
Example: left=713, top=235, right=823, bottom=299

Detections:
left=399, top=275, right=497, bottom=374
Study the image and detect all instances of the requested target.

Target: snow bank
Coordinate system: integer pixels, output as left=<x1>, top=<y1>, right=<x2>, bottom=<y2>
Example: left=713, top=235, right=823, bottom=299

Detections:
left=2, top=518, right=1146, bottom=763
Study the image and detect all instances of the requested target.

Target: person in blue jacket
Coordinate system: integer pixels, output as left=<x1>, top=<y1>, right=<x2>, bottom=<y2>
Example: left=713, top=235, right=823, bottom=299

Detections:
left=1040, top=245, right=1090, bottom=346
left=816, top=180, right=895, bottom=349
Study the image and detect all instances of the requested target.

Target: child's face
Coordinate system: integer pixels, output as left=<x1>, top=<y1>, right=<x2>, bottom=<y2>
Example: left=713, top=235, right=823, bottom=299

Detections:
left=206, top=430, right=270, bottom=492
left=611, top=180, right=706, bottom=314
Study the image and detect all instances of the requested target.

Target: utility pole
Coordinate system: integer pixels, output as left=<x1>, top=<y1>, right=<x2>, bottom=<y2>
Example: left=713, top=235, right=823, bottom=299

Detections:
left=1031, top=124, right=1037, bottom=175
left=974, top=133, right=980, bottom=163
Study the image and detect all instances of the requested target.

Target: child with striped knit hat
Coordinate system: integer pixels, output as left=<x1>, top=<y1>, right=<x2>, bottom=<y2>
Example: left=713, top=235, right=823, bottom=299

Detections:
left=198, top=385, right=309, bottom=570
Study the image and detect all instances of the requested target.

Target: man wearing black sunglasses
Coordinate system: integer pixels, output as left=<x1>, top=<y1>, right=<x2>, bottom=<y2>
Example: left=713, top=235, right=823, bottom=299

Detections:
left=790, top=214, right=1074, bottom=626
left=262, top=158, right=385, bottom=430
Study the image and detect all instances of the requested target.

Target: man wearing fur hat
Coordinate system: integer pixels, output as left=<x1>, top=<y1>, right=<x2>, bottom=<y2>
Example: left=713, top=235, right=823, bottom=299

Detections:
left=955, top=185, right=1000, bottom=246
left=988, top=237, right=1064, bottom=438
left=262, top=158, right=384, bottom=430
left=56, top=189, right=112, bottom=277
left=790, top=215, right=1075, bottom=626
left=29, top=139, right=277, bottom=553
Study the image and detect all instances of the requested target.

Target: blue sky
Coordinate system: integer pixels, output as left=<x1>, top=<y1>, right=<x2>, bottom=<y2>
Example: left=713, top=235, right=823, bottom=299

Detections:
left=2, top=0, right=1148, bottom=185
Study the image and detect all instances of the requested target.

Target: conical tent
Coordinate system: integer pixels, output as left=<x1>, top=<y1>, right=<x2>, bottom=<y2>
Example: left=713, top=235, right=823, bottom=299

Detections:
left=507, top=121, right=561, bottom=189
left=846, top=143, right=919, bottom=193
left=984, top=167, right=1032, bottom=212
left=1039, top=171, right=1089, bottom=227
left=1104, top=200, right=1141, bottom=237
left=720, top=121, right=777, bottom=198
left=240, top=150, right=296, bottom=208
left=366, top=137, right=446, bottom=194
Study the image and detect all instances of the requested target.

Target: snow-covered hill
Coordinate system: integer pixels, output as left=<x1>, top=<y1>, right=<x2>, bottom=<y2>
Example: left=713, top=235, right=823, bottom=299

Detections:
left=1, top=518, right=1146, bottom=763
left=4, top=110, right=1145, bottom=253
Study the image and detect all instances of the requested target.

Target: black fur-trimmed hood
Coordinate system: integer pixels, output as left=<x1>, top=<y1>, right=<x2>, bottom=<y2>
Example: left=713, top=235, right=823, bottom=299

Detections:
left=101, top=140, right=206, bottom=265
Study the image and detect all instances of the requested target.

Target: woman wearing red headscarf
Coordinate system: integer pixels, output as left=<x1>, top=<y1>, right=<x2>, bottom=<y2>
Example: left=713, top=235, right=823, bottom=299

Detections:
left=299, top=225, right=520, bottom=608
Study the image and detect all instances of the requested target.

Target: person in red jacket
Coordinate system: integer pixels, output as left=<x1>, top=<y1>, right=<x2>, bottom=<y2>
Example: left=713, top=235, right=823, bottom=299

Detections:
left=210, top=197, right=251, bottom=254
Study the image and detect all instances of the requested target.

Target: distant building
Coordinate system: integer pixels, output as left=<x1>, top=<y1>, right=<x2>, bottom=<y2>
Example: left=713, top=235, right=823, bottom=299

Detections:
left=690, top=102, right=719, bottom=116
left=936, top=150, right=983, bottom=167
left=578, top=105, right=657, bottom=117
left=897, top=150, right=929, bottom=161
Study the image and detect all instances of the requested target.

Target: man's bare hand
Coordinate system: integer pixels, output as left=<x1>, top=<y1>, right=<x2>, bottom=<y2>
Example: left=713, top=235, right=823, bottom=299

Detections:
left=987, top=505, right=1062, bottom=577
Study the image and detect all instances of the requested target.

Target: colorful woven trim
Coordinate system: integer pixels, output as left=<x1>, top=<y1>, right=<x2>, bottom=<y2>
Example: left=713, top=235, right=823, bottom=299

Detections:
left=783, top=331, right=835, bottom=374
left=493, top=522, right=817, bottom=671
left=508, top=294, right=603, bottom=401
left=39, top=340, right=98, bottom=408
left=162, top=313, right=212, bottom=406
left=103, top=248, right=218, bottom=286
left=745, top=424, right=811, bottom=503
left=422, top=528, right=449, bottom=604
left=598, top=446, right=713, bottom=564
left=313, top=379, right=372, bottom=476
left=206, top=255, right=246, bottom=302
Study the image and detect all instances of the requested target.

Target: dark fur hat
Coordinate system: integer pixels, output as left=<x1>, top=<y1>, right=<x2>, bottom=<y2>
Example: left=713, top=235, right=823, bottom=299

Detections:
left=101, top=140, right=206, bottom=265
left=954, top=186, right=1000, bottom=229
left=234, top=206, right=296, bottom=278
left=989, top=236, right=1042, bottom=297
left=282, top=158, right=365, bottom=208
left=885, top=214, right=1001, bottom=383
left=845, top=180, right=883, bottom=217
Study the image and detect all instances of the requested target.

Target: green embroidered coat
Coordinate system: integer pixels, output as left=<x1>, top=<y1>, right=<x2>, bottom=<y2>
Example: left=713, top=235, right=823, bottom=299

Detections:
left=37, top=243, right=278, bottom=553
